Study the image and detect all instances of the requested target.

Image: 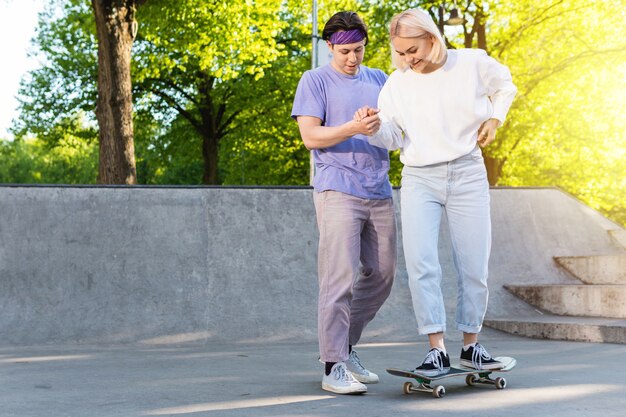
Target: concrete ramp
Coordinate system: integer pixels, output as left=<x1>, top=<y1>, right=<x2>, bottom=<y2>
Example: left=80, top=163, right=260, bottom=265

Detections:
left=0, top=186, right=623, bottom=347
left=485, top=315, right=626, bottom=344
left=554, top=255, right=626, bottom=284
left=504, top=284, right=626, bottom=318
left=484, top=188, right=623, bottom=314
left=609, top=229, right=626, bottom=248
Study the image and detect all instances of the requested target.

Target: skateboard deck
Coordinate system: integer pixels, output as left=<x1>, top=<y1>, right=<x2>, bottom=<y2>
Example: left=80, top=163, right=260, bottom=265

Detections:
left=387, top=356, right=516, bottom=398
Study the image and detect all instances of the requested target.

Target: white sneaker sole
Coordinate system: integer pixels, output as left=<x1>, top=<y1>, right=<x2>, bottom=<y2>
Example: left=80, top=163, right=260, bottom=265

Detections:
left=322, top=382, right=367, bottom=394
left=460, top=359, right=503, bottom=370
left=352, top=373, right=379, bottom=384
left=414, top=367, right=450, bottom=377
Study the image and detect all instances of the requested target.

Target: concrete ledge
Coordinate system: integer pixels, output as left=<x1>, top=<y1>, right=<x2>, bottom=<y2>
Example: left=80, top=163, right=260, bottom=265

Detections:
left=554, top=255, right=626, bottom=284
left=485, top=316, right=626, bottom=344
left=0, top=187, right=321, bottom=345
left=505, top=284, right=626, bottom=318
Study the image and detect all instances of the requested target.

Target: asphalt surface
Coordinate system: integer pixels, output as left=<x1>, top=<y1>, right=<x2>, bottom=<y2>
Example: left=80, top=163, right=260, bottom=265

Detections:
left=2, top=328, right=625, bottom=417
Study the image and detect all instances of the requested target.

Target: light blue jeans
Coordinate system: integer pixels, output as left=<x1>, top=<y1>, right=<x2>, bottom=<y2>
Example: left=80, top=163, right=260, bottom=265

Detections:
left=314, top=191, right=397, bottom=363
left=400, top=146, right=491, bottom=335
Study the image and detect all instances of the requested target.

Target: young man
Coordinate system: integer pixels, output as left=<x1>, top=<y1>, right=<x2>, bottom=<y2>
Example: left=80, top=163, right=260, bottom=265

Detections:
left=291, top=11, right=397, bottom=395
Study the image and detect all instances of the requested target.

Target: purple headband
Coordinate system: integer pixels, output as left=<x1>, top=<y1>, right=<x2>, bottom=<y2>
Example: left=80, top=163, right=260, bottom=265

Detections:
left=329, top=29, right=365, bottom=45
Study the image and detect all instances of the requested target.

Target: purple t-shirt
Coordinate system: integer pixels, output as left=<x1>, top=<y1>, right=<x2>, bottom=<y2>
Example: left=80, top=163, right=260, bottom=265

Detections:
left=291, top=64, right=392, bottom=199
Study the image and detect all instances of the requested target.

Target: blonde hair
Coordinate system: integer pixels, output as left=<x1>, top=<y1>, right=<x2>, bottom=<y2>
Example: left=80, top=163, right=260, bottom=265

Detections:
left=389, top=9, right=447, bottom=70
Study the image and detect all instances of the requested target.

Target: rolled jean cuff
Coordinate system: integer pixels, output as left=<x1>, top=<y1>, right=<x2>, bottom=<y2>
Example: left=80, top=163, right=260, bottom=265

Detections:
left=456, top=323, right=483, bottom=334
left=417, top=324, right=446, bottom=335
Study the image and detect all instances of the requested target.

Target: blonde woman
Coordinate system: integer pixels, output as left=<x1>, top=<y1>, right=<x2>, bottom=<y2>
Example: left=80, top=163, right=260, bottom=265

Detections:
left=356, top=8, right=516, bottom=377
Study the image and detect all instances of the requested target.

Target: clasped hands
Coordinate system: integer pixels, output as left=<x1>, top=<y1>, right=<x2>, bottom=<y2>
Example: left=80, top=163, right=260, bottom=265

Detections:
left=353, top=106, right=381, bottom=136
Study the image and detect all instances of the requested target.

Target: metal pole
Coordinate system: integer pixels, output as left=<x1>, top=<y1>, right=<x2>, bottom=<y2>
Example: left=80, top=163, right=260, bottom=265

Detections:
left=309, top=0, right=318, bottom=186
left=312, top=0, right=318, bottom=69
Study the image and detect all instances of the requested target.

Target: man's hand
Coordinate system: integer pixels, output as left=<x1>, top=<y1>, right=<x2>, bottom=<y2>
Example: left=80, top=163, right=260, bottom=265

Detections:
left=353, top=106, right=381, bottom=136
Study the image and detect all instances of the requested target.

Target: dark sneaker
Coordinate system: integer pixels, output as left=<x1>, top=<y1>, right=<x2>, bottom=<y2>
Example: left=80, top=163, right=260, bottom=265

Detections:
left=460, top=343, right=503, bottom=370
left=415, top=348, right=451, bottom=377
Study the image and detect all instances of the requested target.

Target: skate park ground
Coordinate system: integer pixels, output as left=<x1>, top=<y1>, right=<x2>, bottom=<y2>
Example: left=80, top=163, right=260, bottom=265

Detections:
left=1, top=186, right=625, bottom=416
left=2, top=329, right=626, bottom=417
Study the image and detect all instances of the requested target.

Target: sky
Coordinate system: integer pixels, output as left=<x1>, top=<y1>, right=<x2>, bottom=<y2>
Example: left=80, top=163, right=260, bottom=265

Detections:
left=0, top=0, right=45, bottom=139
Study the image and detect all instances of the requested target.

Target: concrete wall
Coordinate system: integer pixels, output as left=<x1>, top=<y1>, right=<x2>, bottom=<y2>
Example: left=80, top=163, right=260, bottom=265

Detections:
left=0, top=186, right=623, bottom=346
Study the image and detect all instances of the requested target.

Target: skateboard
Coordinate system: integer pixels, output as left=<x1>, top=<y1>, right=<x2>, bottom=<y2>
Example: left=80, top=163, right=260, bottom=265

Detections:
left=386, top=356, right=516, bottom=398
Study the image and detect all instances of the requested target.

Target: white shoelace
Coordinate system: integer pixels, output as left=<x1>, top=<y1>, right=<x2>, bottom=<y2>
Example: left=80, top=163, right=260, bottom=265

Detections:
left=470, top=343, right=493, bottom=370
left=333, top=363, right=356, bottom=383
left=422, top=349, right=445, bottom=371
left=349, top=351, right=367, bottom=373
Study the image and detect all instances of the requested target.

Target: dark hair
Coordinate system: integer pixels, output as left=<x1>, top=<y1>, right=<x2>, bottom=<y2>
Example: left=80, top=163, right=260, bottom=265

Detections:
left=322, top=11, right=369, bottom=45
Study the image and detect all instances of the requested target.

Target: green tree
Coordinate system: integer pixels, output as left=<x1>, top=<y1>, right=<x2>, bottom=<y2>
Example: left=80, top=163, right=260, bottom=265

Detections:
left=14, top=0, right=144, bottom=184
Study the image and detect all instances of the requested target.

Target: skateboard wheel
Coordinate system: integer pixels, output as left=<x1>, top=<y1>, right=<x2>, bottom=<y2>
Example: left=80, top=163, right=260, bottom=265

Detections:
left=403, top=381, right=414, bottom=394
left=495, top=377, right=506, bottom=389
left=465, top=374, right=477, bottom=386
left=433, top=385, right=445, bottom=398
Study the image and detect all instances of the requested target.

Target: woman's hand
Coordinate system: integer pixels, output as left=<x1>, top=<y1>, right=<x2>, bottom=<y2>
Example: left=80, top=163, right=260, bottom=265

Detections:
left=354, top=106, right=380, bottom=120
left=477, top=118, right=501, bottom=147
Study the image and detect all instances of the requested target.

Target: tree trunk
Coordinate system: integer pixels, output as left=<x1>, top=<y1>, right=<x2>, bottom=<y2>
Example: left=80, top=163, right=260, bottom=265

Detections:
left=483, top=153, right=503, bottom=186
left=465, top=3, right=488, bottom=51
left=476, top=20, right=487, bottom=51
left=202, top=134, right=219, bottom=185
left=197, top=72, right=222, bottom=185
left=92, top=0, right=137, bottom=184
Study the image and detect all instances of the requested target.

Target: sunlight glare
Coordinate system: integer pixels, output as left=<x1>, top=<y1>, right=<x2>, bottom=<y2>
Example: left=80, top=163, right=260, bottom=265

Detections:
left=142, top=395, right=333, bottom=415
left=403, top=384, right=621, bottom=412
left=0, top=354, right=93, bottom=364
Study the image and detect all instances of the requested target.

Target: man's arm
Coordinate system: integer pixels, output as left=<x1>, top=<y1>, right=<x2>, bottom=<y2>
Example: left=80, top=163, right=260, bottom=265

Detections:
left=296, top=115, right=381, bottom=150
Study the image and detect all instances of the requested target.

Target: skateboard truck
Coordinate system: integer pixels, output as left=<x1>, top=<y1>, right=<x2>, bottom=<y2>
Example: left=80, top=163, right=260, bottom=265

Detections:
left=402, top=370, right=507, bottom=398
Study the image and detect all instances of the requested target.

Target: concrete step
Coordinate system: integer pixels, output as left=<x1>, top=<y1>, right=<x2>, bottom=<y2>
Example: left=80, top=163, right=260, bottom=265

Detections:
left=485, top=315, right=626, bottom=344
left=554, top=254, right=626, bottom=284
left=505, top=284, right=626, bottom=318
left=609, top=229, right=626, bottom=248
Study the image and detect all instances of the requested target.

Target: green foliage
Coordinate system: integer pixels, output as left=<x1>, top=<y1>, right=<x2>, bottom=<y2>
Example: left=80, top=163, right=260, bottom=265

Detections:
left=130, top=0, right=316, bottom=185
left=367, top=0, right=626, bottom=224
left=0, top=113, right=98, bottom=184
left=134, top=110, right=204, bottom=185
left=481, top=0, right=626, bottom=226
left=14, top=0, right=97, bottom=144
left=137, top=0, right=288, bottom=82
left=217, top=59, right=311, bottom=185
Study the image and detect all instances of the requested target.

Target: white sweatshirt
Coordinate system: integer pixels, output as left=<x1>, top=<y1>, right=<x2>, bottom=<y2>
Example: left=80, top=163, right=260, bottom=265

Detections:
left=370, top=49, right=517, bottom=166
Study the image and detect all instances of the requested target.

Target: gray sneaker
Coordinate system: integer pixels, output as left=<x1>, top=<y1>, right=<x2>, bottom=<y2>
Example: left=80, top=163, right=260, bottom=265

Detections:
left=322, top=362, right=367, bottom=394
left=345, top=350, right=379, bottom=384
